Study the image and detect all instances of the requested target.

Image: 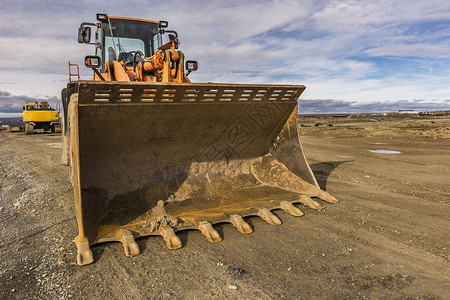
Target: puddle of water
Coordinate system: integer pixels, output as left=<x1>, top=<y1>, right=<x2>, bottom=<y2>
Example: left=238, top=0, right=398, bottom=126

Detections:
left=368, top=150, right=401, bottom=154
left=369, top=142, right=386, bottom=145
left=323, top=137, right=334, bottom=139
left=335, top=155, right=354, bottom=158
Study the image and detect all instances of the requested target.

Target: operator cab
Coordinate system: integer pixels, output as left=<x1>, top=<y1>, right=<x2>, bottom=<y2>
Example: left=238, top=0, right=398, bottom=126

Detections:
left=78, top=14, right=167, bottom=72
left=24, top=103, right=37, bottom=111
left=97, top=17, right=160, bottom=70
left=77, top=14, right=197, bottom=81
left=23, top=102, right=55, bottom=111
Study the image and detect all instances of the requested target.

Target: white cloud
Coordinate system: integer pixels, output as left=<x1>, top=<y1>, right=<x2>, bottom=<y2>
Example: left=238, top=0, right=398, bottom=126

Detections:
left=365, top=43, right=450, bottom=57
left=0, top=0, right=449, bottom=112
left=311, top=0, right=450, bottom=31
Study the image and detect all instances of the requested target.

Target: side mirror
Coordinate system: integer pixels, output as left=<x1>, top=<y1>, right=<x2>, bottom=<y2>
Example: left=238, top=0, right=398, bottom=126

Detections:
left=85, top=56, right=101, bottom=68
left=77, top=22, right=96, bottom=44
left=78, top=26, right=91, bottom=43
left=23, top=106, right=25, bottom=111
left=185, top=60, right=198, bottom=76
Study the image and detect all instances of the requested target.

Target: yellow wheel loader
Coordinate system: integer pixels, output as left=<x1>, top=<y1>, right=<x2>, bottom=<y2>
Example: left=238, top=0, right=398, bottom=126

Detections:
left=22, top=101, right=61, bottom=134
left=62, top=14, right=338, bottom=265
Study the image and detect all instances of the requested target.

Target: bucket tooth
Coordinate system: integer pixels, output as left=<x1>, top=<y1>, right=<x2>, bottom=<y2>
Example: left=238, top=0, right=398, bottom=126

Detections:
left=76, top=241, right=93, bottom=266
left=280, top=201, right=304, bottom=217
left=159, top=225, right=182, bottom=250
left=230, top=215, right=253, bottom=234
left=258, top=208, right=282, bottom=225
left=298, top=195, right=323, bottom=210
left=199, top=221, right=222, bottom=243
left=317, top=190, right=339, bottom=203
left=120, top=230, right=140, bottom=257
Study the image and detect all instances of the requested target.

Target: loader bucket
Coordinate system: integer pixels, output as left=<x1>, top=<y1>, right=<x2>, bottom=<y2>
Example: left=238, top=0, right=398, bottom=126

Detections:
left=67, top=81, right=338, bottom=265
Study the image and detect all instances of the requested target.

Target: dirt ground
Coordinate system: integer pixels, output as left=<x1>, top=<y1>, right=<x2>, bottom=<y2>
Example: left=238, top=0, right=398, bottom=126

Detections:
left=0, top=117, right=449, bottom=299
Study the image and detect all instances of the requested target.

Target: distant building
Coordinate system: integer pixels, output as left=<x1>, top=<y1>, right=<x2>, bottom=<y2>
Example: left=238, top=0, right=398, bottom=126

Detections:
left=298, top=114, right=349, bottom=119
left=398, top=109, right=418, bottom=114
left=419, top=110, right=450, bottom=116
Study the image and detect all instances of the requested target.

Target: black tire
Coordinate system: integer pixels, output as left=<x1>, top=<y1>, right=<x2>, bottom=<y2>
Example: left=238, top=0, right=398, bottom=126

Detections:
left=25, top=123, right=33, bottom=134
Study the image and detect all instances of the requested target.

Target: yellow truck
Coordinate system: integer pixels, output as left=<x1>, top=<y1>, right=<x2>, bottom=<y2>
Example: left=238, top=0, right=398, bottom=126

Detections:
left=23, top=101, right=61, bottom=134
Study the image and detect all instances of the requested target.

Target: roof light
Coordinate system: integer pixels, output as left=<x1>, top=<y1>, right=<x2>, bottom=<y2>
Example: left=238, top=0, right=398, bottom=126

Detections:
left=185, top=60, right=198, bottom=76
left=85, top=56, right=101, bottom=68
left=96, top=13, right=108, bottom=21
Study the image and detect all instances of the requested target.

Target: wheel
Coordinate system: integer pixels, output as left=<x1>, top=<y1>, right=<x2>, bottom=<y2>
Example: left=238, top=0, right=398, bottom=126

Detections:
left=51, top=123, right=61, bottom=134
left=25, top=123, right=33, bottom=134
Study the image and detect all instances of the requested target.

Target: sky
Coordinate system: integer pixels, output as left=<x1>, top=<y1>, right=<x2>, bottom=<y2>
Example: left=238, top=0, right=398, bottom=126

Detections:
left=0, top=0, right=449, bottom=117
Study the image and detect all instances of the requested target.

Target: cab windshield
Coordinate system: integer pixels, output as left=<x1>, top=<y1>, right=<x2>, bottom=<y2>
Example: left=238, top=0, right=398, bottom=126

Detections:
left=102, top=18, right=159, bottom=66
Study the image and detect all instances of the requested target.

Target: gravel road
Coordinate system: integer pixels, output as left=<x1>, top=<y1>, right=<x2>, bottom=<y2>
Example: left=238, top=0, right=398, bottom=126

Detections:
left=1, top=118, right=449, bottom=299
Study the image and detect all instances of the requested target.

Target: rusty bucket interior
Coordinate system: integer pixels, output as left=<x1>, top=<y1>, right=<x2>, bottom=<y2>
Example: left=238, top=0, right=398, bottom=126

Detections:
left=66, top=81, right=338, bottom=265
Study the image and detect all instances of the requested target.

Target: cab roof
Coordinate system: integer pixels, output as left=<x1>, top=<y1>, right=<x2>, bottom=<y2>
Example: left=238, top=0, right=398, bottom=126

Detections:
left=108, top=16, right=158, bottom=24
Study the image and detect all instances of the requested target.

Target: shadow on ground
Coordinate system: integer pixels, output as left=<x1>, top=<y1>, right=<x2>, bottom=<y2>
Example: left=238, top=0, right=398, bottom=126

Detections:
left=309, top=161, right=351, bottom=190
